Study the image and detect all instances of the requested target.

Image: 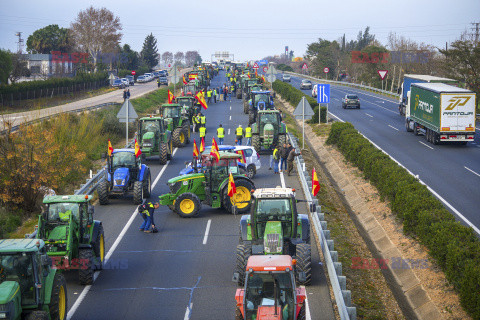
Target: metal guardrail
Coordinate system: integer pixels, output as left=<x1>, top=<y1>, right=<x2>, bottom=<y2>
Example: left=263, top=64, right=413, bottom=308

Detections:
left=288, top=133, right=356, bottom=320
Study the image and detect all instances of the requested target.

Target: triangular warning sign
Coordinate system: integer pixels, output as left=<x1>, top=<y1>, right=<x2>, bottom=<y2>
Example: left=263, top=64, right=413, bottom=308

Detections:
left=117, top=99, right=138, bottom=123
left=378, top=70, right=388, bottom=80
left=253, top=62, right=259, bottom=69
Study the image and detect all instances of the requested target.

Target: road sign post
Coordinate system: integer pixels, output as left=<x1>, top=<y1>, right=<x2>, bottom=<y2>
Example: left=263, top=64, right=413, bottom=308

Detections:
left=324, top=67, right=329, bottom=80
left=378, top=70, right=388, bottom=91
left=293, top=96, right=314, bottom=149
left=316, top=84, right=331, bottom=124
left=117, top=99, right=139, bottom=147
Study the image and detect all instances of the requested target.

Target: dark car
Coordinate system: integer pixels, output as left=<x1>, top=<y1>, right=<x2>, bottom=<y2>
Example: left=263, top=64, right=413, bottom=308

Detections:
left=158, top=76, right=168, bottom=86
left=300, top=79, right=312, bottom=90
left=342, top=94, right=360, bottom=109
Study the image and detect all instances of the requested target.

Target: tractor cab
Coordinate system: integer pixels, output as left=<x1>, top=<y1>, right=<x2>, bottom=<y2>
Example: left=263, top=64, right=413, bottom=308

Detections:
left=138, top=117, right=166, bottom=151
left=160, top=104, right=182, bottom=127
left=234, top=255, right=306, bottom=320
left=159, top=103, right=191, bottom=148
left=251, top=91, right=274, bottom=110
left=201, top=152, right=242, bottom=189
left=184, top=83, right=197, bottom=96
left=108, top=149, right=141, bottom=192
left=258, top=110, right=282, bottom=134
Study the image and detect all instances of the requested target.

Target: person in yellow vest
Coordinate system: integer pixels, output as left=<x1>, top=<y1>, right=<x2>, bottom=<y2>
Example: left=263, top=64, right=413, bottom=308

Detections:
left=217, top=124, right=225, bottom=145
left=199, top=126, right=206, bottom=139
left=273, top=145, right=280, bottom=174
left=200, top=113, right=206, bottom=128
left=236, top=125, right=244, bottom=145
left=245, top=126, right=252, bottom=146
left=193, top=113, right=200, bottom=132
left=206, top=89, right=212, bottom=103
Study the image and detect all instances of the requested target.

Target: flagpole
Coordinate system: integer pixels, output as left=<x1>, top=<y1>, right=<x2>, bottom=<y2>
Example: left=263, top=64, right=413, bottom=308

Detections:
left=126, top=98, right=129, bottom=148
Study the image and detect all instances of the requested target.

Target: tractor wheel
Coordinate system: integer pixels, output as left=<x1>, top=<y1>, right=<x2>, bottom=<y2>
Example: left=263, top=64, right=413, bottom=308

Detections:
left=97, top=180, right=109, bottom=205
left=248, top=112, right=255, bottom=125
left=173, top=127, right=186, bottom=148
left=93, top=224, right=105, bottom=270
left=295, top=243, right=312, bottom=286
left=223, top=179, right=254, bottom=214
left=159, top=143, right=168, bottom=165
left=278, top=134, right=287, bottom=146
left=175, top=193, right=201, bottom=218
left=167, top=139, right=173, bottom=160
left=49, top=273, right=67, bottom=320
left=246, top=164, right=256, bottom=179
left=133, top=181, right=144, bottom=205
left=79, top=249, right=95, bottom=285
left=182, top=121, right=191, bottom=144
left=243, top=101, right=249, bottom=114
left=27, top=311, right=49, bottom=320
left=235, top=307, right=243, bottom=320
left=252, top=135, right=260, bottom=153
left=298, top=305, right=306, bottom=320
left=143, top=171, right=152, bottom=198
left=235, top=243, right=252, bottom=286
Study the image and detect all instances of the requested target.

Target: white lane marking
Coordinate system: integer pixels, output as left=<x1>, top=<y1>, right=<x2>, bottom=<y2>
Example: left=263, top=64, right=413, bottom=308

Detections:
left=365, top=113, right=373, bottom=118
left=229, top=115, right=232, bottom=120
left=388, top=125, right=399, bottom=131
left=419, top=141, right=434, bottom=150
left=280, top=171, right=286, bottom=188
left=465, top=166, right=480, bottom=178
left=184, top=302, right=193, bottom=320
left=229, top=106, right=231, bottom=110
left=228, top=128, right=230, bottom=135
left=202, top=219, right=212, bottom=245
left=303, top=286, right=312, bottom=320
left=67, top=148, right=179, bottom=320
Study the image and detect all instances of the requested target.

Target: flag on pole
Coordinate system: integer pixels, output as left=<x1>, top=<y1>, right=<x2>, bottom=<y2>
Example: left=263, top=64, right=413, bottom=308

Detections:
left=183, top=76, right=188, bottom=84
left=312, top=168, right=320, bottom=196
left=195, top=91, right=208, bottom=110
left=108, top=139, right=114, bottom=156
left=200, top=137, right=205, bottom=153
left=262, top=75, right=266, bottom=82
left=236, top=150, right=246, bottom=164
left=227, top=173, right=237, bottom=197
left=168, top=90, right=175, bottom=103
left=193, top=139, right=199, bottom=157
left=210, top=138, right=220, bottom=162
left=134, top=139, right=142, bottom=158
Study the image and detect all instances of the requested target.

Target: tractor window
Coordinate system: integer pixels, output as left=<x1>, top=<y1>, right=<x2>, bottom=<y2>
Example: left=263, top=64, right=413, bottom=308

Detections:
left=141, top=120, right=160, bottom=133
left=47, top=202, right=80, bottom=222
left=255, top=199, right=293, bottom=239
left=260, top=114, right=278, bottom=124
left=112, top=152, right=136, bottom=169
left=0, top=253, right=36, bottom=305
left=162, top=107, right=180, bottom=118
left=245, top=272, right=294, bottom=320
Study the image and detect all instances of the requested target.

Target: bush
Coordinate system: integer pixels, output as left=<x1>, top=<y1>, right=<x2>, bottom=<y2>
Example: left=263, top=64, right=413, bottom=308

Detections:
left=326, top=121, right=480, bottom=318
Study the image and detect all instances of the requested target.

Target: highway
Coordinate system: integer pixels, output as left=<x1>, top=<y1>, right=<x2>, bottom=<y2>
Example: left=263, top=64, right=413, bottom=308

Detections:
left=64, top=71, right=336, bottom=320
left=282, top=73, right=480, bottom=234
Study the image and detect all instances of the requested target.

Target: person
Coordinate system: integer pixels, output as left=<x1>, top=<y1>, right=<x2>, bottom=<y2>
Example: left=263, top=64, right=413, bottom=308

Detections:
left=236, top=125, right=244, bottom=145
left=245, top=126, right=252, bottom=146
left=139, top=202, right=160, bottom=233
left=217, top=124, right=225, bottom=145
left=199, top=126, right=206, bottom=139
left=273, top=145, right=280, bottom=174
left=192, top=113, right=200, bottom=133
left=280, top=143, right=289, bottom=172
left=213, top=88, right=217, bottom=103
left=287, top=147, right=301, bottom=176
left=157, top=78, right=160, bottom=88
left=223, top=86, right=228, bottom=101
left=200, top=113, right=206, bottom=128
left=207, top=88, right=212, bottom=103
left=127, top=89, right=131, bottom=99
left=229, top=85, right=234, bottom=101
left=123, top=89, right=127, bottom=101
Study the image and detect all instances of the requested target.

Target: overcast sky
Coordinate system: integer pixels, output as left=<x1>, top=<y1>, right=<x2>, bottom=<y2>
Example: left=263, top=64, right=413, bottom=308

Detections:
left=1, top=0, right=478, bottom=61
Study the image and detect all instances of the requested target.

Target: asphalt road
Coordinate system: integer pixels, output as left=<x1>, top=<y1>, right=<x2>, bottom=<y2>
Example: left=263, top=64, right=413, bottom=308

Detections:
left=64, top=71, right=336, bottom=320
left=282, top=73, right=480, bottom=234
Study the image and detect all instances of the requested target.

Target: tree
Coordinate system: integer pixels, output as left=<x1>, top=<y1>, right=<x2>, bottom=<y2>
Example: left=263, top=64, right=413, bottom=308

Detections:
left=26, top=24, right=72, bottom=54
left=70, top=6, right=122, bottom=72
left=9, top=53, right=30, bottom=83
left=174, top=51, right=184, bottom=65
left=356, top=27, right=375, bottom=51
left=161, top=51, right=173, bottom=67
left=119, top=44, right=139, bottom=70
left=140, top=34, right=159, bottom=70
left=305, top=39, right=340, bottom=78
left=185, top=51, right=201, bottom=66
left=0, top=50, right=12, bottom=85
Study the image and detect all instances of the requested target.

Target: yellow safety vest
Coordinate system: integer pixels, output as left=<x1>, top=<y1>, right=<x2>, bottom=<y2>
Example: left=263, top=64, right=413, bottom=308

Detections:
left=194, top=116, right=200, bottom=124
left=245, top=127, right=252, bottom=137
left=236, top=127, right=243, bottom=136
left=273, top=149, right=279, bottom=160
left=207, top=90, right=212, bottom=97
left=200, top=116, right=206, bottom=124
left=217, top=127, right=225, bottom=138
left=199, top=127, right=206, bottom=137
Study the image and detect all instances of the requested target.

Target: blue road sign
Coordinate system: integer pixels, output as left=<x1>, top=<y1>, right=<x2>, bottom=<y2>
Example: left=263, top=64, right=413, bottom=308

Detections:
left=316, top=84, right=330, bottom=104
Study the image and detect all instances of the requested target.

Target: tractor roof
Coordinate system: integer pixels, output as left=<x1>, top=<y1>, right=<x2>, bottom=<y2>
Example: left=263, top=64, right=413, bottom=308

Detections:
left=253, top=188, right=295, bottom=198
left=203, top=151, right=241, bottom=160
left=177, top=96, right=195, bottom=101
left=43, top=195, right=92, bottom=204
left=251, top=91, right=270, bottom=94
left=112, top=148, right=135, bottom=154
left=246, top=255, right=293, bottom=272
left=161, top=103, right=181, bottom=107
left=140, top=115, right=163, bottom=120
left=0, top=239, right=45, bottom=253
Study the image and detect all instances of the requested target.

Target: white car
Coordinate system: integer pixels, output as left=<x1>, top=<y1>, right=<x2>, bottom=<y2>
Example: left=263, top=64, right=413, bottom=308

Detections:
left=144, top=73, right=154, bottom=81
left=136, top=75, right=147, bottom=83
left=121, top=78, right=130, bottom=87
left=235, top=145, right=261, bottom=179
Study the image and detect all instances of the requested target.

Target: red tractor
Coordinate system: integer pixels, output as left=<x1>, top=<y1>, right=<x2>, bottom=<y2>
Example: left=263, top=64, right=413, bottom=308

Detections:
left=234, top=255, right=307, bottom=320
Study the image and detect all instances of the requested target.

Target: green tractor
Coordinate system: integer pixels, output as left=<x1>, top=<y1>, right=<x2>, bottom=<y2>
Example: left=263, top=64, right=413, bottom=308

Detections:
left=159, top=103, right=191, bottom=148
left=251, top=110, right=287, bottom=152
left=183, top=83, right=198, bottom=97
left=243, top=81, right=262, bottom=114
left=235, top=188, right=312, bottom=286
left=0, top=239, right=68, bottom=320
left=247, top=90, right=275, bottom=125
left=237, top=75, right=249, bottom=99
left=176, top=96, right=200, bottom=124
left=37, top=195, right=105, bottom=285
left=137, top=116, right=173, bottom=165
left=159, top=152, right=255, bottom=218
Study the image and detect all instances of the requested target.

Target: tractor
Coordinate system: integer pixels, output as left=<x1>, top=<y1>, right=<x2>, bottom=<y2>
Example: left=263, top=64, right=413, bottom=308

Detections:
left=137, top=116, right=173, bottom=165
left=36, top=195, right=105, bottom=285
left=243, top=82, right=263, bottom=114
left=0, top=239, right=68, bottom=320
left=235, top=188, right=311, bottom=287
left=251, top=110, right=287, bottom=152
left=183, top=83, right=198, bottom=97
left=97, top=149, right=152, bottom=205
left=176, top=96, right=199, bottom=123
left=159, top=103, right=191, bottom=148
left=159, top=152, right=255, bottom=218
left=233, top=255, right=307, bottom=320
left=248, top=91, right=275, bottom=124
left=237, top=75, right=250, bottom=99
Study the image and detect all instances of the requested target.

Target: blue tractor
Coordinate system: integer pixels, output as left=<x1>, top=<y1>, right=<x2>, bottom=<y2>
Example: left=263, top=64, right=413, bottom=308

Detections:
left=97, top=149, right=152, bottom=205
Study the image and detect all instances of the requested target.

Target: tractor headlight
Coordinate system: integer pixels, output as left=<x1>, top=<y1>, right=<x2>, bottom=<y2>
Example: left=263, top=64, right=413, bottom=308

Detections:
left=143, top=143, right=152, bottom=147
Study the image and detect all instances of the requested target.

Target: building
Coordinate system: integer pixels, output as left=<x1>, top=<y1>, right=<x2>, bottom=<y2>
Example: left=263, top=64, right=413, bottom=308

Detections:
left=25, top=53, right=74, bottom=78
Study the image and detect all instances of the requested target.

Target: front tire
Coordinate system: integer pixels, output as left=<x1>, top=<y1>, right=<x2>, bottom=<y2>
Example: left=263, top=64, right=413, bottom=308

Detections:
left=173, top=127, right=186, bottom=147
left=175, top=193, right=201, bottom=218
left=296, top=243, right=312, bottom=286
left=79, top=249, right=94, bottom=285
left=246, top=164, right=256, bottom=179
left=252, top=135, right=260, bottom=152
left=143, top=171, right=152, bottom=198
left=159, top=143, right=168, bottom=165
left=49, top=273, right=67, bottom=320
left=97, top=180, right=109, bottom=205
left=235, top=244, right=252, bottom=286
left=93, top=225, right=105, bottom=270
left=133, top=181, right=144, bottom=205
left=248, top=112, right=255, bottom=125
left=222, top=179, right=254, bottom=214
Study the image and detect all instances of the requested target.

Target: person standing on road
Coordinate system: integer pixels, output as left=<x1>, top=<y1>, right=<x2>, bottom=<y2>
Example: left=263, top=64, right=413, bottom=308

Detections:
left=127, top=89, right=131, bottom=99
left=217, top=124, right=225, bottom=145
left=139, top=202, right=160, bottom=233
left=199, top=126, right=206, bottom=139
left=287, top=147, right=301, bottom=176
left=280, top=143, right=289, bottom=172
left=200, top=113, right=206, bottom=128
left=207, top=88, right=212, bottom=104
left=223, top=86, right=228, bottom=101
left=192, top=113, right=200, bottom=133
left=213, top=88, right=217, bottom=103
left=245, top=126, right=252, bottom=146
left=123, top=89, right=127, bottom=101
left=236, top=125, right=244, bottom=145
left=273, top=145, right=280, bottom=174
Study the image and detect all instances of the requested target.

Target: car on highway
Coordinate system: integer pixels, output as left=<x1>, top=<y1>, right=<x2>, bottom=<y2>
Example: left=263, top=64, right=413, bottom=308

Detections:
left=111, top=78, right=125, bottom=89
left=121, top=78, right=130, bottom=87
left=144, top=73, right=154, bottom=81
left=136, top=75, right=147, bottom=83
left=126, top=75, right=135, bottom=85
left=158, top=76, right=168, bottom=86
left=311, top=84, right=317, bottom=97
left=300, top=79, right=312, bottom=90
left=342, top=94, right=360, bottom=109
left=282, top=74, right=291, bottom=82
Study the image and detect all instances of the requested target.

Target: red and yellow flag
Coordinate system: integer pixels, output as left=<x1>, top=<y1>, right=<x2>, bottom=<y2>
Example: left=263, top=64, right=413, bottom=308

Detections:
left=236, top=150, right=246, bottom=164
left=210, top=137, right=220, bottom=162
left=227, top=173, right=237, bottom=198
left=193, top=139, right=199, bottom=157
left=262, top=75, right=266, bottom=83
left=312, top=168, right=320, bottom=196
left=195, top=91, right=208, bottom=110
left=183, top=76, right=188, bottom=84
left=200, top=137, right=205, bottom=153
left=134, top=139, right=142, bottom=158
left=247, top=73, right=251, bottom=79
left=108, top=139, right=114, bottom=156
left=255, top=70, right=258, bottom=77
left=168, top=90, right=175, bottom=103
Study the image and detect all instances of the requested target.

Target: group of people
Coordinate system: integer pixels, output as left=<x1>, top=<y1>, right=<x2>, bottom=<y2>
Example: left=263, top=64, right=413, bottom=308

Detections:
left=122, top=89, right=131, bottom=101
left=271, top=143, right=301, bottom=176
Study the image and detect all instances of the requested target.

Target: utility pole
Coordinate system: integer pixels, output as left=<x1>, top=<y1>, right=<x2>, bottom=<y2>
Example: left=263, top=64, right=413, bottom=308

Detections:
left=471, top=22, right=480, bottom=46
left=15, top=32, right=23, bottom=53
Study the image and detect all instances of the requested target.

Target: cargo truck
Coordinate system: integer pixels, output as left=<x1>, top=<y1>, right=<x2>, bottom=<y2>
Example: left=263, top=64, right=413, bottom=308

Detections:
left=405, top=83, right=476, bottom=145
left=398, top=74, right=458, bottom=116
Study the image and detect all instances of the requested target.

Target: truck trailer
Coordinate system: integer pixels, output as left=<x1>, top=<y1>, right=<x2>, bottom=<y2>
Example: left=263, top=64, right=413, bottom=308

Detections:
left=405, top=83, right=476, bottom=145
left=399, top=74, right=458, bottom=115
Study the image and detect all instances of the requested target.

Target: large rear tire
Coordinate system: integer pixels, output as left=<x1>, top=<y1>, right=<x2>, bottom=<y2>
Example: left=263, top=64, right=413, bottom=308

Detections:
left=93, top=225, right=105, bottom=270
left=172, top=127, right=186, bottom=148
left=143, top=171, right=152, bottom=198
left=252, top=135, right=260, bottom=153
left=182, top=121, right=191, bottom=144
left=243, top=101, right=249, bottom=114
left=222, top=179, right=254, bottom=214
left=278, top=134, right=287, bottom=146
left=97, top=180, right=109, bottom=205
left=49, top=273, right=67, bottom=320
left=175, top=193, right=201, bottom=218
left=159, top=143, right=168, bottom=165
left=235, top=244, right=252, bottom=286
left=133, top=181, right=144, bottom=205
left=248, top=112, right=255, bottom=125
left=79, top=249, right=94, bottom=285
left=296, top=243, right=312, bottom=286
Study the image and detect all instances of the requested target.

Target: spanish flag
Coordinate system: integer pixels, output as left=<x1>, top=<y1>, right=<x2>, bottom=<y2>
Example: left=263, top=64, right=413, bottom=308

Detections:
left=183, top=76, right=188, bottom=85
left=247, top=73, right=251, bottom=79
left=200, top=137, right=205, bottom=153
left=134, top=139, right=142, bottom=158
left=312, top=168, right=320, bottom=196
left=195, top=91, right=208, bottom=110
left=227, top=173, right=237, bottom=197
left=168, top=90, right=175, bottom=104
left=236, top=150, right=246, bottom=164
left=210, top=137, right=220, bottom=162
left=108, top=139, right=114, bottom=156
left=255, top=70, right=258, bottom=77
left=262, top=75, right=266, bottom=83
left=193, top=139, right=199, bottom=157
